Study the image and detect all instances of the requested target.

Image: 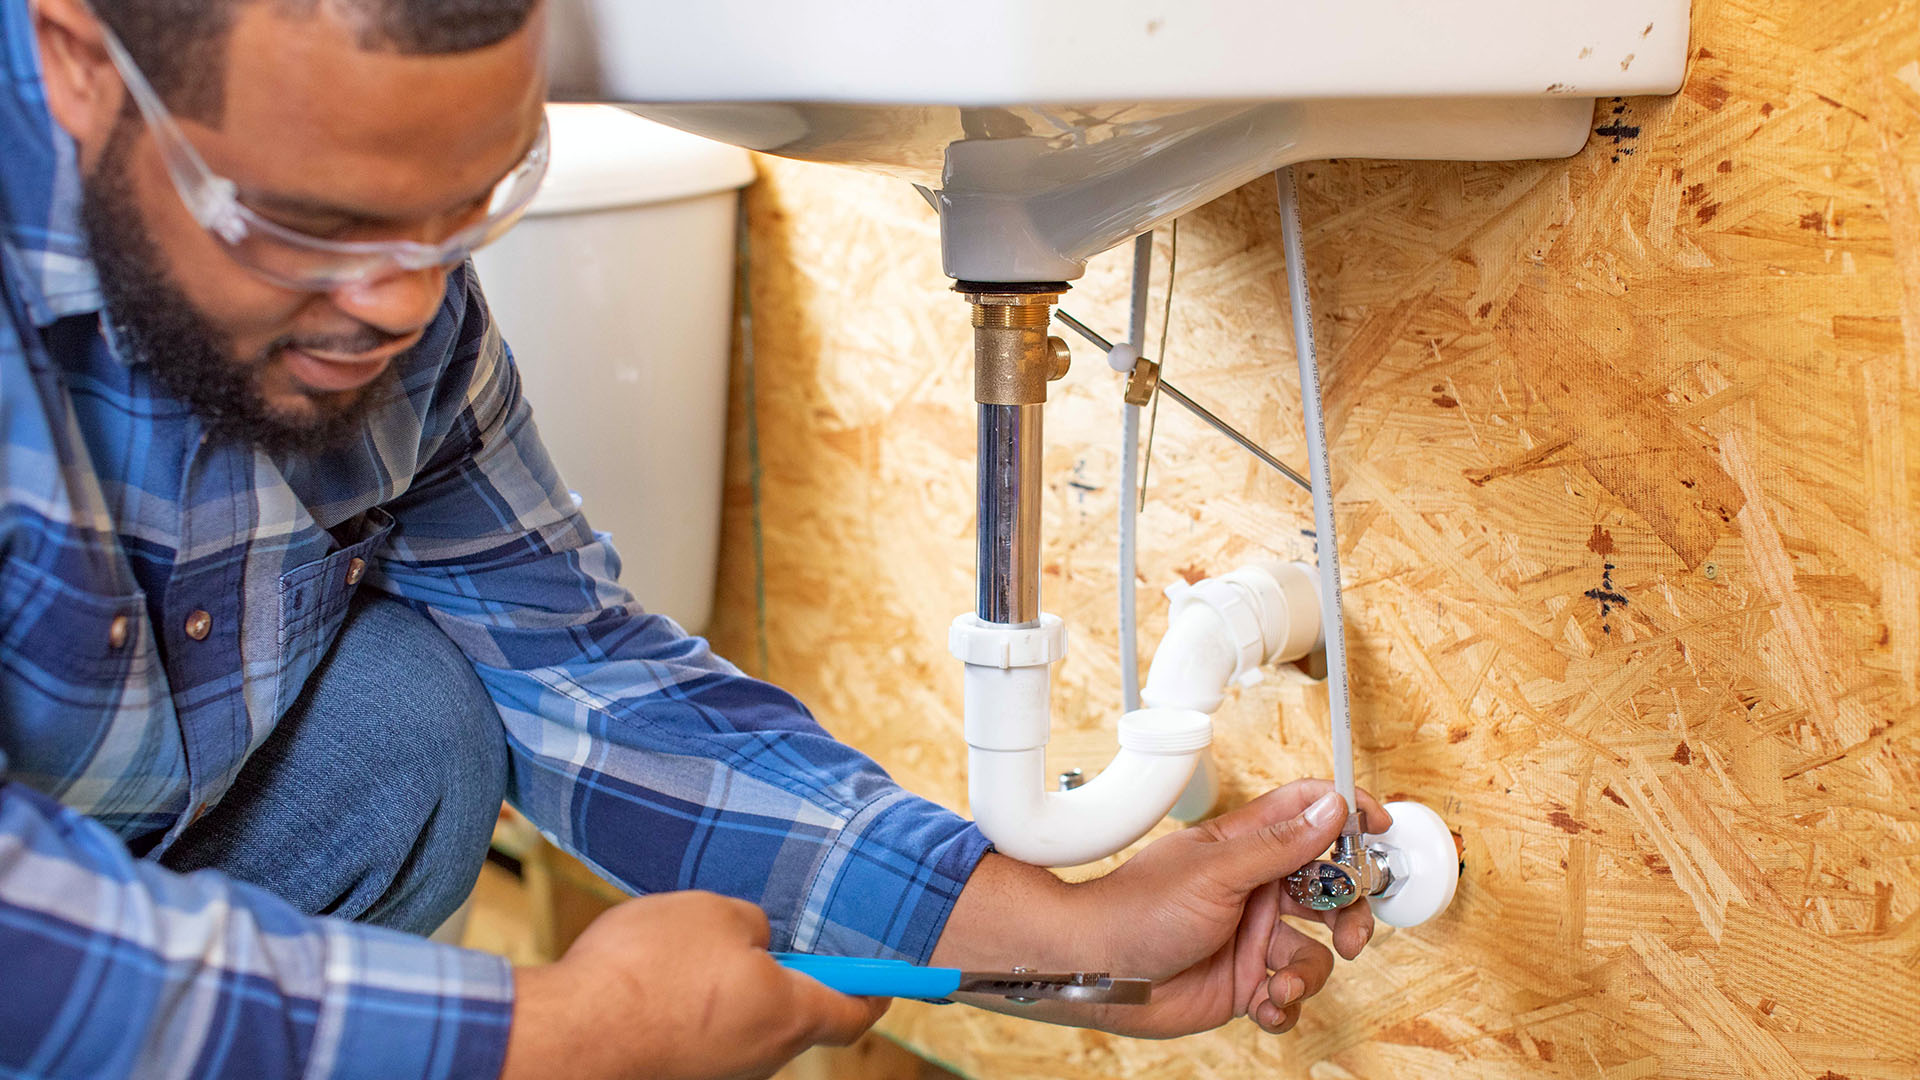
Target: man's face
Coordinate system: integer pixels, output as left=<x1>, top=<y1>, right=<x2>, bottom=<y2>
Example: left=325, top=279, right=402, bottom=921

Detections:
left=70, top=3, right=547, bottom=452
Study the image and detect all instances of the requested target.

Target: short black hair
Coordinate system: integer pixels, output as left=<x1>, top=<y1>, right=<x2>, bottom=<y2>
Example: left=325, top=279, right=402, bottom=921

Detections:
left=92, top=0, right=540, bottom=122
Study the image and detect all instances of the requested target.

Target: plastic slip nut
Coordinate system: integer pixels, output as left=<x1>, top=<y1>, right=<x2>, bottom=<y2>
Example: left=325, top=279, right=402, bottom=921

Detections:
left=1118, top=708, right=1214, bottom=754
left=949, top=613, right=1067, bottom=669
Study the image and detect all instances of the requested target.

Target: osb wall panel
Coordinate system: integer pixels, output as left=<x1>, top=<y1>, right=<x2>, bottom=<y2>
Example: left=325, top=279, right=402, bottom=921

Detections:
left=705, top=0, right=1920, bottom=1075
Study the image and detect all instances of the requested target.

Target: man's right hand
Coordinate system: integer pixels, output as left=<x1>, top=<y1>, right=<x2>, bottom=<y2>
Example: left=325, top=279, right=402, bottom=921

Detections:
left=502, top=891, right=890, bottom=1080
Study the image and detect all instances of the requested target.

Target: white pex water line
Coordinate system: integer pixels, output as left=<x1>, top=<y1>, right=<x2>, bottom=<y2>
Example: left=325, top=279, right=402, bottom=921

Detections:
left=1276, top=166, right=1359, bottom=830
left=1120, top=229, right=1226, bottom=823
left=1118, top=232, right=1153, bottom=715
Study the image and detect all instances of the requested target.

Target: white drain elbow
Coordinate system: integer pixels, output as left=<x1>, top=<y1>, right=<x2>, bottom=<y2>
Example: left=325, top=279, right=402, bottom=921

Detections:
left=968, top=710, right=1212, bottom=868
left=952, top=562, right=1321, bottom=866
left=1144, top=561, right=1322, bottom=712
left=953, top=614, right=1211, bottom=867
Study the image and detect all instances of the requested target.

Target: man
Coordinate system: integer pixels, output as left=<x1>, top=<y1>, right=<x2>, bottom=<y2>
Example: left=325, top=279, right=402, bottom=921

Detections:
left=0, top=1, right=1390, bottom=1077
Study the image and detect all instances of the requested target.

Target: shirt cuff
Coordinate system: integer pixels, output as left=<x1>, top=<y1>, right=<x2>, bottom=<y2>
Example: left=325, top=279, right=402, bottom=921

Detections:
left=310, top=919, right=515, bottom=1080
left=789, top=791, right=992, bottom=964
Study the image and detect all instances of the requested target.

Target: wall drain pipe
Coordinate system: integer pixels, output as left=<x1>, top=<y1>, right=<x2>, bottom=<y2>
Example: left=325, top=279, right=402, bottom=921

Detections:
left=1153, top=561, right=1323, bottom=822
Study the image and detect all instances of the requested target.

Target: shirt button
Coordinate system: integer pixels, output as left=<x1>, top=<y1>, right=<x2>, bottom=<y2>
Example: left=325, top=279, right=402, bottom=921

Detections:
left=345, top=557, right=367, bottom=587
left=184, top=610, right=213, bottom=641
left=107, top=615, right=131, bottom=649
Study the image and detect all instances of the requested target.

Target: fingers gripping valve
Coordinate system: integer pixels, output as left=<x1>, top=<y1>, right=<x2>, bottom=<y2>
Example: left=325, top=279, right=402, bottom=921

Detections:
left=1284, top=802, right=1460, bottom=928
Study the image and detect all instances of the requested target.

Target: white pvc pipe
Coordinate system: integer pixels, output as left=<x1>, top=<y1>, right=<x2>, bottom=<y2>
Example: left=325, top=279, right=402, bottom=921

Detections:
left=962, top=562, right=1320, bottom=862
left=1145, top=602, right=1235, bottom=822
left=963, top=645, right=1210, bottom=866
left=1141, top=603, right=1239, bottom=715
left=1148, top=561, right=1321, bottom=822
left=968, top=731, right=1207, bottom=868
left=1276, top=166, right=1357, bottom=823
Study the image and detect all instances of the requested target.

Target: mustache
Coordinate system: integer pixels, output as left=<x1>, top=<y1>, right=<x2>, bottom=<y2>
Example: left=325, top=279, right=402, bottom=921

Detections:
left=269, top=327, right=412, bottom=359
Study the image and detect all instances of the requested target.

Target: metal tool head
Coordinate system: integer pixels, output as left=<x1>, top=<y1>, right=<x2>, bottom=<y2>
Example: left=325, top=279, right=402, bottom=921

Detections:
left=956, top=969, right=1153, bottom=1006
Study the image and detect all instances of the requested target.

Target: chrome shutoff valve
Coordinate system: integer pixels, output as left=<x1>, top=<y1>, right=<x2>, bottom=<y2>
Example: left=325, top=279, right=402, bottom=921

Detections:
left=1284, top=862, right=1361, bottom=910
left=1283, top=801, right=1461, bottom=928
left=1285, top=831, right=1388, bottom=911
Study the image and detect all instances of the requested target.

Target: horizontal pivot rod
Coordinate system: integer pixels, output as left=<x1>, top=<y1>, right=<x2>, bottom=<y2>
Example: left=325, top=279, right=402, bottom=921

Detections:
left=1053, top=308, right=1309, bottom=493
left=1157, top=382, right=1311, bottom=493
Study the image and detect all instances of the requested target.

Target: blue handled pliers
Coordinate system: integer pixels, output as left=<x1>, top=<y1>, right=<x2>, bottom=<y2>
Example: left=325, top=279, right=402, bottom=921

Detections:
left=772, top=953, right=1152, bottom=1005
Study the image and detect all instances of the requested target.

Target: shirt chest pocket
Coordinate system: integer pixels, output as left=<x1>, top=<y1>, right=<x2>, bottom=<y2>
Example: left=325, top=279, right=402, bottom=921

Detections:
left=272, top=508, right=395, bottom=715
left=0, top=556, right=166, bottom=796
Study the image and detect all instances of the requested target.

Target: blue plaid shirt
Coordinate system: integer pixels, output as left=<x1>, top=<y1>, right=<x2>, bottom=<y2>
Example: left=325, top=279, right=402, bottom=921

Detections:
left=0, top=5, right=988, bottom=1077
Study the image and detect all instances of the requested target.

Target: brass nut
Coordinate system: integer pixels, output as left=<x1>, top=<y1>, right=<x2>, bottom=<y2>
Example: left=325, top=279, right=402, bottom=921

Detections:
left=1123, top=358, right=1162, bottom=407
left=970, top=302, right=1054, bottom=329
left=1046, top=337, right=1071, bottom=382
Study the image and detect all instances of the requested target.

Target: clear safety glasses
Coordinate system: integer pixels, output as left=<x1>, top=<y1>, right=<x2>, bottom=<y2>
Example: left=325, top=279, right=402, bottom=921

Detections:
left=94, top=13, right=549, bottom=291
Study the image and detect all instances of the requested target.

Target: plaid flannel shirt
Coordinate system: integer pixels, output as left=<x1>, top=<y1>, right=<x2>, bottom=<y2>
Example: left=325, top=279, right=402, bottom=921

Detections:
left=0, top=4, right=988, bottom=1076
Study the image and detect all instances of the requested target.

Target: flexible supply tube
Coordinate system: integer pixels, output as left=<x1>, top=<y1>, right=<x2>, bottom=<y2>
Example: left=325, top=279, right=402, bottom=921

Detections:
left=1120, top=402, right=1142, bottom=707
left=1276, top=167, right=1357, bottom=826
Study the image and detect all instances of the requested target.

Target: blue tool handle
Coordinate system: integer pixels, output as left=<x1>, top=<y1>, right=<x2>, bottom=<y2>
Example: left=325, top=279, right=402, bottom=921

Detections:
left=772, top=952, right=964, bottom=1000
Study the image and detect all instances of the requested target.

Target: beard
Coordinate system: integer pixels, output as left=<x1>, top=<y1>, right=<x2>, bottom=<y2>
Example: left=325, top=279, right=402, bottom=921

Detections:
left=79, top=113, right=403, bottom=456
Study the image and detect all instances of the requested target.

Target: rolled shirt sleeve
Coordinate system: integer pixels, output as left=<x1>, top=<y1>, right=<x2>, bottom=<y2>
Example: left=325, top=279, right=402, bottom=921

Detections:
left=373, top=269, right=990, bottom=962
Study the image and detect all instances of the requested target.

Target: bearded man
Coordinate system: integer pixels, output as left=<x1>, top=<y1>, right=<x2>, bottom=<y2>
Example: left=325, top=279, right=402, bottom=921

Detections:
left=0, top=2, right=1386, bottom=1077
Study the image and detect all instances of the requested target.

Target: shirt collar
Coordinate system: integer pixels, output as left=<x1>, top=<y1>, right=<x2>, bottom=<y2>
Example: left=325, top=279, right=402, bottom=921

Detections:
left=1, top=0, right=104, bottom=330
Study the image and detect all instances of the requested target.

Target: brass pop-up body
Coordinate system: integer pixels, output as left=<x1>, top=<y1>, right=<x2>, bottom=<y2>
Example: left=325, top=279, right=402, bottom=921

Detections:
left=961, top=284, right=1071, bottom=408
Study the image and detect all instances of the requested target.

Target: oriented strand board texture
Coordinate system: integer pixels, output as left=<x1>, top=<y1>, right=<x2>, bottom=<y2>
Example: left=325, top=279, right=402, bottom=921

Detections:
left=706, top=1, right=1920, bottom=1076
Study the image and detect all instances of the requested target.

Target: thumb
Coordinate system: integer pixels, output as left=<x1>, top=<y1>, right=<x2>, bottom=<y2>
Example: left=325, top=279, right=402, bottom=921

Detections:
left=1208, top=790, right=1349, bottom=894
left=784, top=970, right=891, bottom=1047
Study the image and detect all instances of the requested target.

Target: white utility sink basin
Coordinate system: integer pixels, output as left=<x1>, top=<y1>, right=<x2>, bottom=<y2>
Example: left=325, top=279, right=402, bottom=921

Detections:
left=551, top=0, right=1690, bottom=280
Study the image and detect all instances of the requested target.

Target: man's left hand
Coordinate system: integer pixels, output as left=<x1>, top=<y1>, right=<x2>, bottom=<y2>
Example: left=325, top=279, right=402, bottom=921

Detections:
left=931, top=779, right=1393, bottom=1039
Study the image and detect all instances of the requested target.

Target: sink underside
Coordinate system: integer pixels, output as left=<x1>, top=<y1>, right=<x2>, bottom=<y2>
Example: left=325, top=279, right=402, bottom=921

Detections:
left=626, top=97, right=1597, bottom=281
left=553, top=0, right=1690, bottom=280
left=557, top=0, right=1691, bottom=107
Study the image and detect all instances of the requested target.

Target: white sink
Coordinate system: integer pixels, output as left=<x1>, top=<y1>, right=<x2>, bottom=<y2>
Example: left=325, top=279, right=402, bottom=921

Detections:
left=552, top=0, right=1689, bottom=279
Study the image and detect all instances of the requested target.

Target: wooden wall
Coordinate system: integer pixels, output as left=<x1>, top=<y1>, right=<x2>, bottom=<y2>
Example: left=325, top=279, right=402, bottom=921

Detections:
left=705, top=0, right=1920, bottom=1075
